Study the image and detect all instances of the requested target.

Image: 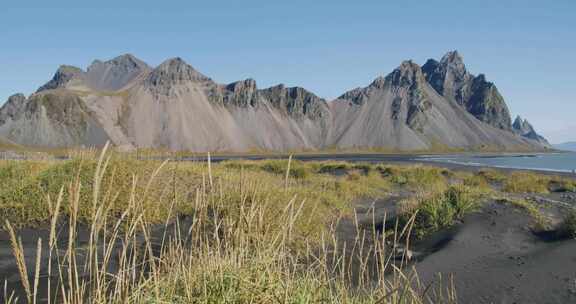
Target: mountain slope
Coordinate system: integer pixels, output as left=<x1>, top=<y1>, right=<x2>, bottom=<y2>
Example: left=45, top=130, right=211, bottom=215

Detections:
left=0, top=52, right=549, bottom=152
left=84, top=58, right=332, bottom=151
left=330, top=61, right=540, bottom=151
left=0, top=91, right=109, bottom=147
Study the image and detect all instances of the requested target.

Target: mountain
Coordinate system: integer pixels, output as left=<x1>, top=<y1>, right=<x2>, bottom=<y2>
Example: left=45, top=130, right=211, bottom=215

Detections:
left=553, top=142, right=576, bottom=152
left=0, top=51, right=549, bottom=152
left=512, top=116, right=549, bottom=145
left=37, top=54, right=150, bottom=93
left=422, top=51, right=512, bottom=130
left=330, top=60, right=539, bottom=150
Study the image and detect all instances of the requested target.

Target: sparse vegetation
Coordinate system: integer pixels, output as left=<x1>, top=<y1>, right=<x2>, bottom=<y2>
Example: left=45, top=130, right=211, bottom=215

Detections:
left=377, top=165, right=448, bottom=191
left=495, top=197, right=550, bottom=230
left=1, top=151, right=462, bottom=303
left=559, top=209, right=576, bottom=239
left=1, top=147, right=575, bottom=303
left=477, top=168, right=507, bottom=183
left=399, top=184, right=483, bottom=239
left=503, top=172, right=551, bottom=193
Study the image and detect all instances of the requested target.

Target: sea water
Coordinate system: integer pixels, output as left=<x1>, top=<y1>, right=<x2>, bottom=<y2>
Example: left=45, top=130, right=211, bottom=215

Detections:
left=420, top=152, right=576, bottom=173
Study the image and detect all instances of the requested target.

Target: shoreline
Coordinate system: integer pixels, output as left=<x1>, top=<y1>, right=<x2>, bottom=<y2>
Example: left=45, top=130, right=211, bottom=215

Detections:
left=1, top=150, right=575, bottom=178
left=201, top=152, right=576, bottom=178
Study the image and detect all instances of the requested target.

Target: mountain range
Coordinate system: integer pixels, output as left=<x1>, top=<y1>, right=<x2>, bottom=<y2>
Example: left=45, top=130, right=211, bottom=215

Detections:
left=0, top=51, right=549, bottom=152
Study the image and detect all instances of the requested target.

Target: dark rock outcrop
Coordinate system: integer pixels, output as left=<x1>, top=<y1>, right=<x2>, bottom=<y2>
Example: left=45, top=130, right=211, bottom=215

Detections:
left=37, top=65, right=85, bottom=92
left=207, top=79, right=261, bottom=108
left=0, top=94, right=28, bottom=125
left=259, top=84, right=331, bottom=121
left=145, top=58, right=211, bottom=88
left=512, top=116, right=549, bottom=145
left=422, top=51, right=512, bottom=131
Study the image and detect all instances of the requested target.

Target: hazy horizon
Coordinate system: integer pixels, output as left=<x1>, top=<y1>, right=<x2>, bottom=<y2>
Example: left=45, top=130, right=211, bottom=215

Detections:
left=1, top=0, right=574, bottom=143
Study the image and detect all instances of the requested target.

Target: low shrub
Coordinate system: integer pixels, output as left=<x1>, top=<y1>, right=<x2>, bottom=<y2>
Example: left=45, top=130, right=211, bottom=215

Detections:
left=315, top=161, right=351, bottom=173
left=559, top=209, right=576, bottom=239
left=548, top=178, right=576, bottom=193
left=399, top=184, right=479, bottom=239
left=261, top=159, right=310, bottom=179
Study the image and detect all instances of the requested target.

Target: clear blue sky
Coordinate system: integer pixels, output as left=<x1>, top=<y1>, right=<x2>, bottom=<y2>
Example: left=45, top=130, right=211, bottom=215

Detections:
left=1, top=0, right=574, bottom=143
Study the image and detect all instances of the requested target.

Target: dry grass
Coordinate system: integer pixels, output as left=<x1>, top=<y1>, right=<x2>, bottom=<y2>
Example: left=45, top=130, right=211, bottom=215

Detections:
left=477, top=169, right=507, bottom=184
left=4, top=147, right=567, bottom=303
left=502, top=172, right=556, bottom=194
left=1, top=146, right=456, bottom=304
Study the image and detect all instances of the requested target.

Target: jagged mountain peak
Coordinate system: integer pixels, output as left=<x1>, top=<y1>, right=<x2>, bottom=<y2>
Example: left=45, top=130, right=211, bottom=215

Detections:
left=440, top=50, right=464, bottom=66
left=145, top=57, right=211, bottom=88
left=85, top=54, right=150, bottom=91
left=262, top=84, right=324, bottom=101
left=206, top=78, right=260, bottom=108
left=396, top=60, right=421, bottom=73
left=422, top=50, right=512, bottom=131
left=260, top=84, right=329, bottom=121
left=111, top=53, right=144, bottom=64
left=513, top=115, right=533, bottom=132
left=338, top=61, right=426, bottom=105
left=6, top=93, right=26, bottom=102
left=512, top=115, right=548, bottom=145
left=37, top=65, right=86, bottom=92
left=88, top=54, right=148, bottom=71
left=424, top=50, right=469, bottom=86
left=0, top=93, right=28, bottom=124
left=57, top=65, right=84, bottom=74
left=37, top=54, right=151, bottom=93
left=226, top=78, right=257, bottom=92
left=382, top=60, right=424, bottom=88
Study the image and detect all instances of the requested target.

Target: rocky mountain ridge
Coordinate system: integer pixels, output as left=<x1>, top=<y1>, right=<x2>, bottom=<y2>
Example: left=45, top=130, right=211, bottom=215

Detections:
left=0, top=51, right=549, bottom=152
left=512, top=116, right=549, bottom=145
left=422, top=51, right=513, bottom=130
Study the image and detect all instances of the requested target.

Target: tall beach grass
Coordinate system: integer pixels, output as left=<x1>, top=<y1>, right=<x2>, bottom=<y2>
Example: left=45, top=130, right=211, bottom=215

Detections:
left=1, top=146, right=456, bottom=304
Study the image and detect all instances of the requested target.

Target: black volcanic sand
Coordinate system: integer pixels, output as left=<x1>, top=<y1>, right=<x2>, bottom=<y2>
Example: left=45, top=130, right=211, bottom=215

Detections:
left=0, top=218, right=194, bottom=303
left=414, top=203, right=576, bottom=304
left=337, top=194, right=576, bottom=304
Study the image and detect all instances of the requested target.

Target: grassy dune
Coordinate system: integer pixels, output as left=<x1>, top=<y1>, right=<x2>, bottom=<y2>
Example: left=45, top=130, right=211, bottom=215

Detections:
left=1, top=147, right=575, bottom=303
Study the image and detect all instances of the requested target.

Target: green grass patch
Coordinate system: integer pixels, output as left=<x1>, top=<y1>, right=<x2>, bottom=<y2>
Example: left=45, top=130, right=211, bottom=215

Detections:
left=399, top=184, right=482, bottom=239
left=378, top=165, right=448, bottom=191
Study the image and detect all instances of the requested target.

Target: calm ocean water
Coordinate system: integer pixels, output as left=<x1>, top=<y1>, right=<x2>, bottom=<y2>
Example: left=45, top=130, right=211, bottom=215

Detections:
left=420, top=152, right=576, bottom=173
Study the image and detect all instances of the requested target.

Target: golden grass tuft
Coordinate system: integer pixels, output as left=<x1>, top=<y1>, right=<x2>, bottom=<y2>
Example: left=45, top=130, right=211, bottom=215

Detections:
left=503, top=172, right=550, bottom=194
